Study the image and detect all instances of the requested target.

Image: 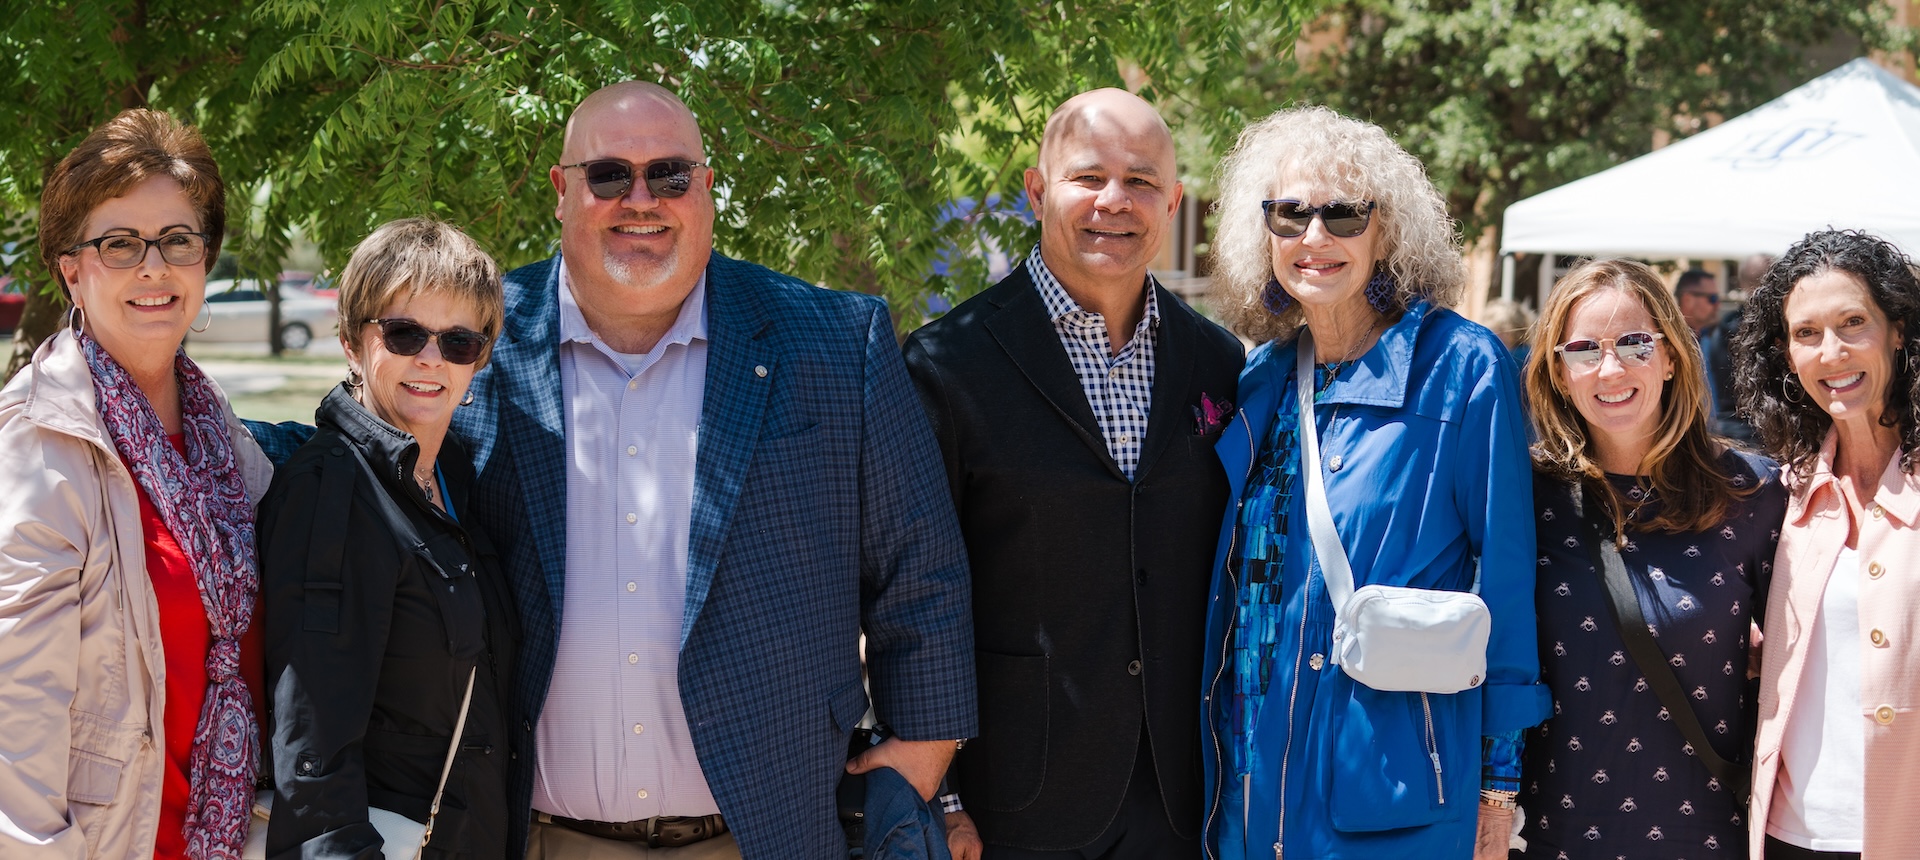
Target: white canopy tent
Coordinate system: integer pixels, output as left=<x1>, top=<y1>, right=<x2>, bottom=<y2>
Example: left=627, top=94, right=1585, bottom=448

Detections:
left=1500, top=58, right=1920, bottom=297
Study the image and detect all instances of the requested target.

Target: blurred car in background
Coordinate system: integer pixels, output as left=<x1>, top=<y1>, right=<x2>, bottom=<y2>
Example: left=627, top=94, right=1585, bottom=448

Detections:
left=0, top=276, right=23, bottom=335
left=192, top=277, right=337, bottom=350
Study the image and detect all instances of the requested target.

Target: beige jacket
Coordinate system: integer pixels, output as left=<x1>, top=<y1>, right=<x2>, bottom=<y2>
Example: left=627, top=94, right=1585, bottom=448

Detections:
left=1751, top=431, right=1920, bottom=858
left=0, top=331, right=272, bottom=858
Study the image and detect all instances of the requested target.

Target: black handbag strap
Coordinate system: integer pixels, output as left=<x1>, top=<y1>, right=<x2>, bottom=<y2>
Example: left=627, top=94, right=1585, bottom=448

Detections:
left=1568, top=481, right=1752, bottom=803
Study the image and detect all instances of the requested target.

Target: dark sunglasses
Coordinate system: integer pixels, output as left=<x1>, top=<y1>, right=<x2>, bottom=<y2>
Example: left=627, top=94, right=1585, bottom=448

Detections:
left=1554, top=331, right=1665, bottom=369
left=1260, top=199, right=1376, bottom=238
left=367, top=318, right=491, bottom=365
left=560, top=158, right=707, bottom=200
left=1683, top=291, right=1721, bottom=306
left=64, top=232, right=210, bottom=268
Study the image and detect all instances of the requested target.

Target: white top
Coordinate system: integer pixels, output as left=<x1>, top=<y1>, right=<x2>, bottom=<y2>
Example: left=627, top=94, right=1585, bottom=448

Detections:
left=530, top=260, right=720, bottom=822
left=1768, top=544, right=1864, bottom=852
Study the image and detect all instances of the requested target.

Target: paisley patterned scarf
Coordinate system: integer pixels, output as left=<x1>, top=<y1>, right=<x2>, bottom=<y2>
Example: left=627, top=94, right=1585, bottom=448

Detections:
left=82, top=333, right=259, bottom=859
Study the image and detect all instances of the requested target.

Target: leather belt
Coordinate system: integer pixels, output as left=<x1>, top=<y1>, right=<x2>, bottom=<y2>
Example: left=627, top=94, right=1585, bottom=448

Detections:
left=534, top=811, right=727, bottom=848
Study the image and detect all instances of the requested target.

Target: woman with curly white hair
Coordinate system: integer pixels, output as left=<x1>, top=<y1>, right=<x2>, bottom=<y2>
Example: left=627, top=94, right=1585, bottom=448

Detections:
left=1197, top=106, right=1549, bottom=860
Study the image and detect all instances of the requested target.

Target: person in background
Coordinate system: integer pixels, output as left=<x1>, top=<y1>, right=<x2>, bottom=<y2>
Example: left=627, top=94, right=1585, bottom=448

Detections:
left=1708, top=254, right=1777, bottom=443
left=1734, top=229, right=1920, bottom=860
left=1198, top=105, right=1548, bottom=860
left=0, top=109, right=271, bottom=858
left=904, top=88, right=1245, bottom=860
left=1521, top=258, right=1786, bottom=859
left=1480, top=297, right=1538, bottom=374
left=258, top=218, right=518, bottom=858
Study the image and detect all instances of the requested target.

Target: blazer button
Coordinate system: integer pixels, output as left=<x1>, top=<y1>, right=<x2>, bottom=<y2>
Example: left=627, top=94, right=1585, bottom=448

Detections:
left=1876, top=705, right=1896, bottom=725
left=1127, top=660, right=1142, bottom=676
left=1868, top=561, right=1885, bottom=579
left=1870, top=629, right=1888, bottom=647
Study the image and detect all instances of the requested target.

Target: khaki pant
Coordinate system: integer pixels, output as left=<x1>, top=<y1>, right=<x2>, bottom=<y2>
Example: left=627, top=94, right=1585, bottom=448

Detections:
left=526, top=819, right=743, bottom=860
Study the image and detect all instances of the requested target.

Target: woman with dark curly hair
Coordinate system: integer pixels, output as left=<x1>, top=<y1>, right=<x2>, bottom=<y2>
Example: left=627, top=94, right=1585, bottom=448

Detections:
left=1732, top=229, right=1920, bottom=860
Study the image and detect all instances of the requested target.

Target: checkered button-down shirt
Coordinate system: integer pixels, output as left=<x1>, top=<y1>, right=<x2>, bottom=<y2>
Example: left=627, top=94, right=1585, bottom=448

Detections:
left=1027, top=246, right=1160, bottom=480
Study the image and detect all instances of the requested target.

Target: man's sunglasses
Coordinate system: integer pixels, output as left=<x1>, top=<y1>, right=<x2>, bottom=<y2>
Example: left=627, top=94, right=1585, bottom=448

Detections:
left=1683, top=291, right=1721, bottom=306
left=64, top=232, right=210, bottom=268
left=1260, top=200, right=1376, bottom=238
left=560, top=158, right=707, bottom=200
left=367, top=318, right=492, bottom=365
left=1553, top=331, right=1665, bottom=369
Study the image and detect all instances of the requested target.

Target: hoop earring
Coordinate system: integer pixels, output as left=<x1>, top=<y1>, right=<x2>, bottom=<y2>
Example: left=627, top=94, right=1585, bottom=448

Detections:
left=189, top=301, right=212, bottom=333
left=1365, top=266, right=1397, bottom=314
left=346, top=366, right=363, bottom=389
left=1781, top=373, right=1804, bottom=405
left=67, top=304, right=85, bottom=337
left=460, top=388, right=474, bottom=406
left=1261, top=277, right=1294, bottom=315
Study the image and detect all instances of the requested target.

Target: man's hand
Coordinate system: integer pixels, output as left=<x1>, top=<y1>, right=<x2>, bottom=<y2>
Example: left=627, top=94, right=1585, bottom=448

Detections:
left=944, top=810, right=983, bottom=860
left=1475, top=803, right=1514, bottom=860
left=845, top=737, right=957, bottom=801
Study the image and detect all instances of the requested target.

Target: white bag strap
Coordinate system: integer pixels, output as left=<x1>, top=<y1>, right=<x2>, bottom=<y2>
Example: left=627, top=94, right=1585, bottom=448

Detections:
left=1295, top=331, right=1357, bottom=612
left=418, top=667, right=477, bottom=852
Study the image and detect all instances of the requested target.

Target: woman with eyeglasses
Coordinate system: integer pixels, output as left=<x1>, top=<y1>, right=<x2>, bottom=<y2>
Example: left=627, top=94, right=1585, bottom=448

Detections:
left=1520, top=259, right=1786, bottom=859
left=0, top=110, right=272, bottom=858
left=1734, top=230, right=1920, bottom=860
left=1198, top=106, right=1548, bottom=860
left=257, top=218, right=518, bottom=858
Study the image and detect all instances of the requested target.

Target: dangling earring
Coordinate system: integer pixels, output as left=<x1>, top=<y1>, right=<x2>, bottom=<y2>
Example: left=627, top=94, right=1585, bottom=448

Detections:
left=460, top=388, right=474, bottom=406
left=1261, top=277, right=1294, bottom=315
left=1365, top=266, right=1397, bottom=314
left=1781, top=373, right=1804, bottom=404
left=67, top=304, right=85, bottom=337
left=189, top=300, right=212, bottom=333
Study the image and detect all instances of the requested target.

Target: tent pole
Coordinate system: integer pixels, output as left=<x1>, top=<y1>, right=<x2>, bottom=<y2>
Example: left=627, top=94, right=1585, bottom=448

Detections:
left=1500, top=253, right=1516, bottom=302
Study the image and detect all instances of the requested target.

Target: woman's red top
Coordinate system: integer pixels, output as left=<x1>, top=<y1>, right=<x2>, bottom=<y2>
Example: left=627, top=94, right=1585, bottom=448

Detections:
left=130, top=436, right=268, bottom=859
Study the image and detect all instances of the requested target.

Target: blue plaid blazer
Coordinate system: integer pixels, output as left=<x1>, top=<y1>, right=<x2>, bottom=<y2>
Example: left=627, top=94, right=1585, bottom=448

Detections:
left=252, top=252, right=976, bottom=857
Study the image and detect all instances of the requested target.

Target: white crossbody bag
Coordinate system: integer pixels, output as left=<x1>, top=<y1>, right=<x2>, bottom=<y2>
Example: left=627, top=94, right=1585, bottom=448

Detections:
left=243, top=667, right=476, bottom=860
left=1296, top=332, right=1490, bottom=694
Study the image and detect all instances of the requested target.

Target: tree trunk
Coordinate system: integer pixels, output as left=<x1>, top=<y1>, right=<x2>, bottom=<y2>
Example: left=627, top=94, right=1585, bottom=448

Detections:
left=267, top=276, right=284, bottom=356
left=6, top=280, right=65, bottom=381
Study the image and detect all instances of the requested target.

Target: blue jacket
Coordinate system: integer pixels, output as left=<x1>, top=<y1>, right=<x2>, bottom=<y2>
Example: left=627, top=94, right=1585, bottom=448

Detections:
left=1198, top=301, right=1550, bottom=860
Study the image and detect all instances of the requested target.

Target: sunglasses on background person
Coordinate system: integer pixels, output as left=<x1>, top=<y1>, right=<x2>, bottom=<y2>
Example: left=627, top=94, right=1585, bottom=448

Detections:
left=559, top=158, right=708, bottom=200
left=1554, top=331, right=1666, bottom=369
left=367, top=318, right=492, bottom=365
left=1682, top=290, right=1721, bottom=306
left=63, top=232, right=210, bottom=268
left=1260, top=199, right=1376, bottom=238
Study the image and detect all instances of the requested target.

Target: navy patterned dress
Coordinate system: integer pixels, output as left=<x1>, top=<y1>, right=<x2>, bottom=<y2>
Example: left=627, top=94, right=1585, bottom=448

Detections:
left=1521, top=449, right=1787, bottom=859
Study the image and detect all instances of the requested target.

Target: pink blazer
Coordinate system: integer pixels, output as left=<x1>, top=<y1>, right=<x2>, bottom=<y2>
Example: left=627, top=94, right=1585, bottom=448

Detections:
left=1751, top=431, right=1920, bottom=858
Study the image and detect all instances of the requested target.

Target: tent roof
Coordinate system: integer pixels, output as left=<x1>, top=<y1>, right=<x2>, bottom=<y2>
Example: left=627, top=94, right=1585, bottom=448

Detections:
left=1501, top=59, right=1920, bottom=260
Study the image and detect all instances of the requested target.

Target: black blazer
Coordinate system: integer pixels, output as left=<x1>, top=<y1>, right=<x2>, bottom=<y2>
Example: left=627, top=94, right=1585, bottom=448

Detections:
left=903, top=266, right=1244, bottom=850
left=259, top=386, right=519, bottom=859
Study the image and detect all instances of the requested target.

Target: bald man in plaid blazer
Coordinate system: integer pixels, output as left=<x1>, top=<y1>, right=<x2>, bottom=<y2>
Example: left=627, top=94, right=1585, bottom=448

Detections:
left=254, top=81, right=974, bottom=859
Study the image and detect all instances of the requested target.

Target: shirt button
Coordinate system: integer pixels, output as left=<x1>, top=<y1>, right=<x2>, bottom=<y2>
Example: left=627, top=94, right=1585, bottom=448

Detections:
left=626, top=512, right=638, bottom=524
left=627, top=445, right=638, bottom=456
left=637, top=789, right=649, bottom=799
left=1329, top=454, right=1344, bottom=472
left=1127, top=660, right=1142, bottom=676
left=628, top=653, right=639, bottom=664
left=627, top=378, right=638, bottom=390
left=1869, top=561, right=1886, bottom=579
left=633, top=723, right=645, bottom=735
left=1871, top=629, right=1888, bottom=647
left=1871, top=504, right=1885, bottom=519
left=1876, top=705, right=1896, bottom=725
left=1117, top=434, right=1133, bottom=444
left=627, top=581, right=637, bottom=592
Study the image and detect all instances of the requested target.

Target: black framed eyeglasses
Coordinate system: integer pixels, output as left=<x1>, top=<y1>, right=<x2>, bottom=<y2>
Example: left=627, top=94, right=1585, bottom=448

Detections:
left=366, top=318, right=492, bottom=365
left=63, top=232, right=210, bottom=268
left=559, top=158, right=707, bottom=200
left=1553, top=331, right=1665, bottom=369
left=1260, top=200, right=1376, bottom=238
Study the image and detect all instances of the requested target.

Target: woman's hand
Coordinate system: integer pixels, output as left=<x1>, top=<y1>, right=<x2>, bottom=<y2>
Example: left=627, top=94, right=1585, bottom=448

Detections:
left=1475, top=802, right=1514, bottom=860
left=945, top=809, right=983, bottom=860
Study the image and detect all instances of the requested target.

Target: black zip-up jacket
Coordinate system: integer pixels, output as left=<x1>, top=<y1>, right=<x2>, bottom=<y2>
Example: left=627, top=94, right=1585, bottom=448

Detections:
left=258, top=385, right=519, bottom=859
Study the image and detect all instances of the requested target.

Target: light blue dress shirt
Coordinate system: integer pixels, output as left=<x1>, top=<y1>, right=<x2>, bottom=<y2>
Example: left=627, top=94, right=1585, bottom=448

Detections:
left=530, top=262, right=720, bottom=822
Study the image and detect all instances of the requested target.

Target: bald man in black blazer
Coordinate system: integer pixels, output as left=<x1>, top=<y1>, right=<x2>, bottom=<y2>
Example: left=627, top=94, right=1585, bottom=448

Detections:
left=904, top=89, right=1244, bottom=860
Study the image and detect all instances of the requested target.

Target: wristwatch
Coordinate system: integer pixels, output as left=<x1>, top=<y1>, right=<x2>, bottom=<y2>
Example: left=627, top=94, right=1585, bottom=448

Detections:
left=1479, top=789, right=1519, bottom=809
